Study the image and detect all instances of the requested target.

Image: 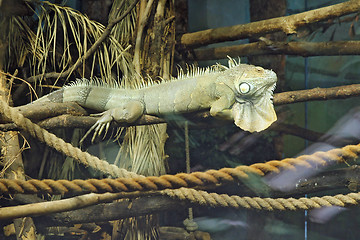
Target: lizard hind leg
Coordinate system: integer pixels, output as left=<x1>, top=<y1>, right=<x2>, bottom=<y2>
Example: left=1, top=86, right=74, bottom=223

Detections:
left=80, top=101, right=144, bottom=144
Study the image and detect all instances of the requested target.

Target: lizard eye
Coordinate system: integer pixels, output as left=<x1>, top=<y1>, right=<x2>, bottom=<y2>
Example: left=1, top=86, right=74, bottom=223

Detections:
left=238, top=82, right=251, bottom=94
left=255, top=66, right=264, bottom=73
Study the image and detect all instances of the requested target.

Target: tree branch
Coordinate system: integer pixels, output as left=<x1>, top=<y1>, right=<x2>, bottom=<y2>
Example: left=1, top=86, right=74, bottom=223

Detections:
left=193, top=40, right=360, bottom=60
left=0, top=115, right=329, bottom=143
left=0, top=192, right=124, bottom=221
left=219, top=166, right=360, bottom=199
left=16, top=102, right=88, bottom=121
left=37, top=113, right=165, bottom=129
left=26, top=0, right=140, bottom=82
left=180, top=0, right=360, bottom=47
left=34, top=195, right=187, bottom=226
left=273, top=83, right=360, bottom=106
left=4, top=84, right=360, bottom=126
left=270, top=123, right=323, bottom=142
left=1, top=84, right=358, bottom=132
left=133, top=0, right=155, bottom=74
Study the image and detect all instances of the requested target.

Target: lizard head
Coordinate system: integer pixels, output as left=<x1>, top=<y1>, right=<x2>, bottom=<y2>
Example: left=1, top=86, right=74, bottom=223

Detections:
left=228, top=62, right=277, bottom=132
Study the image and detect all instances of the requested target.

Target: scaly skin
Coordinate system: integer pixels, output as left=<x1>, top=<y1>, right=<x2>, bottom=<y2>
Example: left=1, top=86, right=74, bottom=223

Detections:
left=33, top=59, right=277, bottom=133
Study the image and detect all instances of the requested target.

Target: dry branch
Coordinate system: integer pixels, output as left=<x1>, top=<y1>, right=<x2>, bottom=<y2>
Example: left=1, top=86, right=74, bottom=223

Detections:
left=270, top=123, right=323, bottom=142
left=17, top=102, right=88, bottom=121
left=0, top=115, right=327, bottom=143
left=273, top=83, right=360, bottom=106
left=133, top=0, right=155, bottom=74
left=37, top=114, right=165, bottom=129
left=180, top=0, right=360, bottom=47
left=193, top=41, right=360, bottom=60
left=291, top=166, right=360, bottom=196
left=1, top=191, right=172, bottom=221
left=0, top=84, right=358, bottom=136
left=33, top=195, right=186, bottom=226
left=10, top=84, right=360, bottom=124
left=0, top=193, right=123, bottom=221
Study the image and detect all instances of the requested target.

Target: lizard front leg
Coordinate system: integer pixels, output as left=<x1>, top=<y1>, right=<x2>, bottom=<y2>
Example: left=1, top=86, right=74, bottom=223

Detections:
left=107, top=100, right=145, bottom=123
left=209, top=83, right=235, bottom=120
left=81, top=100, right=144, bottom=143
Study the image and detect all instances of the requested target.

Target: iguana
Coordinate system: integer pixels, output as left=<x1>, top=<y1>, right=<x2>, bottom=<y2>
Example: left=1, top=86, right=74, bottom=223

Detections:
left=32, top=58, right=277, bottom=135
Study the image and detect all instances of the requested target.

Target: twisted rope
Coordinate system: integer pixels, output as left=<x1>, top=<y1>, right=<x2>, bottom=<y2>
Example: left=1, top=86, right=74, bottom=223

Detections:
left=162, top=188, right=360, bottom=211
left=0, top=142, right=359, bottom=195
left=0, top=100, right=141, bottom=179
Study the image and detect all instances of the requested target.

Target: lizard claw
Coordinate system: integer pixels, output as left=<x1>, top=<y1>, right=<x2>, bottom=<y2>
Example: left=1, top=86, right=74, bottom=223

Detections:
left=80, top=111, right=113, bottom=145
left=79, top=103, right=144, bottom=145
left=91, top=120, right=111, bottom=142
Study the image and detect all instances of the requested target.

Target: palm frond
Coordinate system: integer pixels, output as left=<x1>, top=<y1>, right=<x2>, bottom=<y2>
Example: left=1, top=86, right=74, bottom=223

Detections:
left=30, top=0, right=133, bottom=83
left=0, top=14, right=37, bottom=70
left=120, top=124, right=167, bottom=176
left=109, top=0, right=138, bottom=46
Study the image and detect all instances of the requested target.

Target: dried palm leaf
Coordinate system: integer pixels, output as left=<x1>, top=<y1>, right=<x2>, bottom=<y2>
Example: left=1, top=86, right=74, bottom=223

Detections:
left=29, top=0, right=133, bottom=83
left=109, top=0, right=137, bottom=46
left=0, top=13, right=38, bottom=70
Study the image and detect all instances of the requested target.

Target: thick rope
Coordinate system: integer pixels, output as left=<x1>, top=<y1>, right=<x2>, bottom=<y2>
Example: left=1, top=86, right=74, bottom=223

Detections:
left=0, top=142, right=359, bottom=195
left=162, top=188, right=360, bottom=211
left=0, top=100, right=141, bottom=179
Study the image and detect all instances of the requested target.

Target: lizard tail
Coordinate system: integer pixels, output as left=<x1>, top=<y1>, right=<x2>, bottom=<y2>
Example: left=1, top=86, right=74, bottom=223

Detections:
left=31, top=88, right=67, bottom=104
